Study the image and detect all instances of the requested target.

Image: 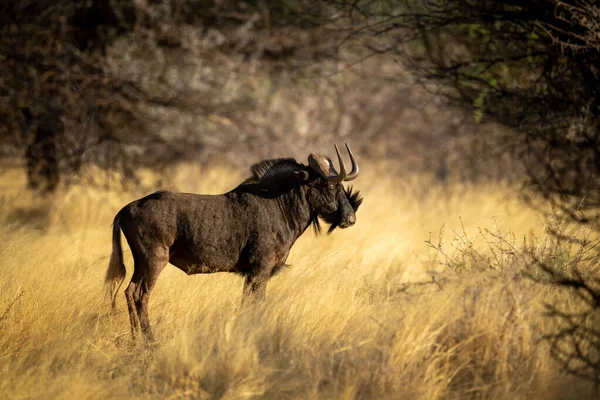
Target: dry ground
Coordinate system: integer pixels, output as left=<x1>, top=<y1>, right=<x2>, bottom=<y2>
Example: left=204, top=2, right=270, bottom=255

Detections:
left=0, top=164, right=595, bottom=399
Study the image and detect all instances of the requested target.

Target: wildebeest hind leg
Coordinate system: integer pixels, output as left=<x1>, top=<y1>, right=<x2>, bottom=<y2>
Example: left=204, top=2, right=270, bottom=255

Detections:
left=125, top=278, right=140, bottom=337
left=125, top=245, right=147, bottom=338
left=135, top=249, right=168, bottom=341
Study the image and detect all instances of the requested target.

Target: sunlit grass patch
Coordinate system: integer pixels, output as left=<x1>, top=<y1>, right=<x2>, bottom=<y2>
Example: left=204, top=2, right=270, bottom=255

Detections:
left=0, top=164, right=596, bottom=399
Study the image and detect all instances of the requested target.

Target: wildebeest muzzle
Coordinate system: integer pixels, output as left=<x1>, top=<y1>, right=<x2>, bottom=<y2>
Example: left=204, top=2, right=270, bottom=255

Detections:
left=339, top=211, right=356, bottom=228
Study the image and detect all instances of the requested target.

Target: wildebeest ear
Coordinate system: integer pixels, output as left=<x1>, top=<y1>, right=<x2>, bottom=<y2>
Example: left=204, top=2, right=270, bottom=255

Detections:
left=293, top=170, right=310, bottom=181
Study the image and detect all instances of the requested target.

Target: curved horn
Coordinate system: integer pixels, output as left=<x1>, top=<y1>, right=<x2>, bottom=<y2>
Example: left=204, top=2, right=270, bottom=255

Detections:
left=331, top=144, right=347, bottom=183
left=344, top=143, right=359, bottom=181
left=308, top=145, right=347, bottom=183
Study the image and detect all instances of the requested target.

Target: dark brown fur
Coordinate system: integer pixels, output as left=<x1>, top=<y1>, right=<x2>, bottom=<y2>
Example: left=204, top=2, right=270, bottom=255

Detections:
left=105, top=158, right=362, bottom=340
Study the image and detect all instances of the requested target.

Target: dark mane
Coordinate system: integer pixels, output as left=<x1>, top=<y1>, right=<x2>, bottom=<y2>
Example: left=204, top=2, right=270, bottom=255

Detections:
left=232, top=158, right=305, bottom=196
left=248, top=158, right=303, bottom=182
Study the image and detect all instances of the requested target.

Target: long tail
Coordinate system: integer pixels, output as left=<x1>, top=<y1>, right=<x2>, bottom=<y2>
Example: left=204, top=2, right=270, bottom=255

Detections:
left=105, top=210, right=126, bottom=310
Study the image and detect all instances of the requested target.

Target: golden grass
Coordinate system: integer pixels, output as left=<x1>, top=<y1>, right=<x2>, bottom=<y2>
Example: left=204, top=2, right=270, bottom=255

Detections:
left=0, top=164, right=595, bottom=399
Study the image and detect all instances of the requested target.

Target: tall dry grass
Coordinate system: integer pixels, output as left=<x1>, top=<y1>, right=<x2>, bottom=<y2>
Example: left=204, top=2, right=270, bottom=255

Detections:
left=0, top=164, right=595, bottom=399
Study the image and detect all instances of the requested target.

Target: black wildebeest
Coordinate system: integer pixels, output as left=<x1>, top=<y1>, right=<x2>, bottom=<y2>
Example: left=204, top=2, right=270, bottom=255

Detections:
left=105, top=144, right=362, bottom=340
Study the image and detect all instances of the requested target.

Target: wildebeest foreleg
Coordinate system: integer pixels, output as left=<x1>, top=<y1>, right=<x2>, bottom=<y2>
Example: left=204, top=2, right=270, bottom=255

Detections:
left=242, top=272, right=269, bottom=307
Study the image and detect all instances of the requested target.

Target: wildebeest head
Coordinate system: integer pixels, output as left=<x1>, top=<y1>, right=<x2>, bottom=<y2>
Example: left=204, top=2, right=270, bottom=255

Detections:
left=294, top=144, right=363, bottom=234
left=239, top=144, right=362, bottom=234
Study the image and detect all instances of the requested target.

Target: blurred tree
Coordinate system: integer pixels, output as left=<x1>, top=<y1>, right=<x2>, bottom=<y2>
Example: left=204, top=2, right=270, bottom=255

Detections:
left=26, top=112, right=63, bottom=194
left=334, top=0, right=600, bottom=225
left=0, top=0, right=518, bottom=193
left=0, top=0, right=340, bottom=191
